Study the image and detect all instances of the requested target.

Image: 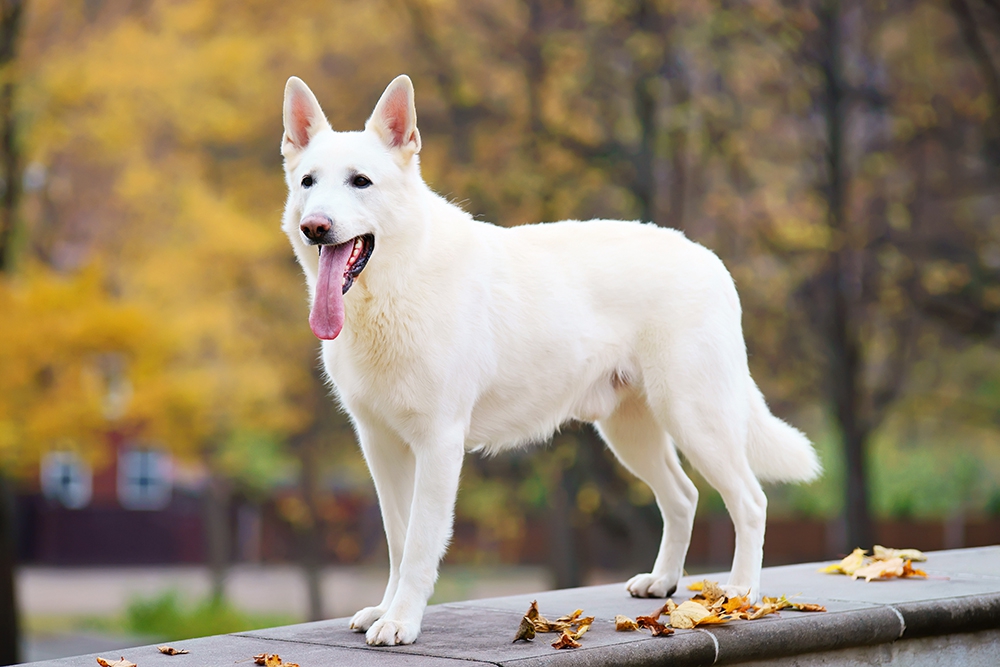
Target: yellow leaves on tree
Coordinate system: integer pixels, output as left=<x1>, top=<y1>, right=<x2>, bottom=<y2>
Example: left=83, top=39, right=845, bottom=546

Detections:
left=820, top=546, right=928, bottom=581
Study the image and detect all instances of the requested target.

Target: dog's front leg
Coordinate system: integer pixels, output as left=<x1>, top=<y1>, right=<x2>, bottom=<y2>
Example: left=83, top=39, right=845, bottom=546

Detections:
left=350, top=420, right=415, bottom=632
left=365, top=430, right=464, bottom=646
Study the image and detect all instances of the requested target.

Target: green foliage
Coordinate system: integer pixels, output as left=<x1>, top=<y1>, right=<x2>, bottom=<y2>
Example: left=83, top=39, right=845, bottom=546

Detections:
left=124, top=591, right=296, bottom=642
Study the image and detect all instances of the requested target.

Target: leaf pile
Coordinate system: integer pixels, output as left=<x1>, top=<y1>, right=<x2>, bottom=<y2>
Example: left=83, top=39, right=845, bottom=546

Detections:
left=253, top=654, right=300, bottom=667
left=819, top=545, right=928, bottom=581
left=513, top=600, right=594, bottom=649
left=615, top=580, right=826, bottom=634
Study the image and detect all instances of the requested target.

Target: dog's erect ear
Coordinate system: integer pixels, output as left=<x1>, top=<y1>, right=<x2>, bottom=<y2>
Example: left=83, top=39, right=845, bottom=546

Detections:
left=366, top=75, right=421, bottom=158
left=282, top=77, right=331, bottom=159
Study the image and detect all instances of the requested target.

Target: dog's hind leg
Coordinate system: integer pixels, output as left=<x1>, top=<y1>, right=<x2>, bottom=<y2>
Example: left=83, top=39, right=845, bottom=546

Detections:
left=349, top=417, right=415, bottom=632
left=596, top=394, right=698, bottom=598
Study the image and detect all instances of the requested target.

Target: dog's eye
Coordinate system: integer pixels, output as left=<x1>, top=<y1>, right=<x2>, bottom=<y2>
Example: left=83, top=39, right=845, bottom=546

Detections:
left=352, top=174, right=372, bottom=189
left=301, top=174, right=315, bottom=188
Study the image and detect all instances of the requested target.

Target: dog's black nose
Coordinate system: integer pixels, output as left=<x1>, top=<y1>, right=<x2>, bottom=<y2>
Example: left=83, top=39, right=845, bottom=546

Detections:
left=300, top=215, right=331, bottom=242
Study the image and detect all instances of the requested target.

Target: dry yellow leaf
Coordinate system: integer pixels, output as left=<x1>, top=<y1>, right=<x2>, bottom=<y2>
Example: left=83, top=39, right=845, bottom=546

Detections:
left=556, top=609, right=583, bottom=624
left=551, top=630, right=581, bottom=649
left=96, top=659, right=136, bottom=667
left=903, top=560, right=928, bottom=578
left=686, top=580, right=704, bottom=591
left=615, top=615, right=639, bottom=631
left=156, top=646, right=189, bottom=656
left=820, top=548, right=868, bottom=575
left=852, top=556, right=905, bottom=581
left=791, top=602, right=828, bottom=612
left=669, top=600, right=713, bottom=629
left=873, top=545, right=927, bottom=562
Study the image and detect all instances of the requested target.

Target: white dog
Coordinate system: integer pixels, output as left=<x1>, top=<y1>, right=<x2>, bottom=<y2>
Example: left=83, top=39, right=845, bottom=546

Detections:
left=280, top=75, right=820, bottom=646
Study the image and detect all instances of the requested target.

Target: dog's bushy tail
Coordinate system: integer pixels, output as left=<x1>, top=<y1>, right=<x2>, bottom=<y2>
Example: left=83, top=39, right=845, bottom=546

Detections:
left=746, top=384, right=821, bottom=483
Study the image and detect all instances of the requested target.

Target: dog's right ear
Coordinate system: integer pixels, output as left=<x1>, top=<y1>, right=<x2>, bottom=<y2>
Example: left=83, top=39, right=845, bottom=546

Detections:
left=282, top=77, right=331, bottom=161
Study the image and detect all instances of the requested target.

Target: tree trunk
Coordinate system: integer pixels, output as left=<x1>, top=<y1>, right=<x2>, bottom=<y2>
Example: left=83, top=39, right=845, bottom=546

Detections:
left=203, top=473, right=231, bottom=604
left=820, top=0, right=873, bottom=551
left=298, top=445, right=324, bottom=622
left=0, top=0, right=22, bottom=271
left=0, top=474, right=20, bottom=666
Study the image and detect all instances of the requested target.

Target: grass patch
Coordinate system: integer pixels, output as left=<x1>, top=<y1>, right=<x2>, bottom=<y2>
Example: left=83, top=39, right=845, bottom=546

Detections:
left=124, top=591, right=298, bottom=641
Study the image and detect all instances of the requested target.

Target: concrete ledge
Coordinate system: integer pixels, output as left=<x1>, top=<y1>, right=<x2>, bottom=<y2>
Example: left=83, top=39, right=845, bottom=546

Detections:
left=19, top=546, right=1000, bottom=666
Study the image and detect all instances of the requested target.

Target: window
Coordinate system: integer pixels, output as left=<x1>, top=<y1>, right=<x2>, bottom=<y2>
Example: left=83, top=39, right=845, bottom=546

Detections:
left=117, top=448, right=172, bottom=510
left=40, top=451, right=93, bottom=510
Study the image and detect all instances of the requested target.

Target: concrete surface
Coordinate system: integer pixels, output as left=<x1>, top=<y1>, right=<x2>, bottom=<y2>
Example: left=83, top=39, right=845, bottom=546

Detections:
left=18, top=546, right=1000, bottom=666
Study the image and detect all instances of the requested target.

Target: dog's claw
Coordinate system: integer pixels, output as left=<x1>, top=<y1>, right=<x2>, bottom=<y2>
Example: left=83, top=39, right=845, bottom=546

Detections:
left=349, top=605, right=386, bottom=632
left=626, top=573, right=678, bottom=598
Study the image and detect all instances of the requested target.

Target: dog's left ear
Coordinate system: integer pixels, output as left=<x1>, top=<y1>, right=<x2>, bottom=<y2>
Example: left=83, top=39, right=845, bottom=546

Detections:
left=366, top=75, right=421, bottom=159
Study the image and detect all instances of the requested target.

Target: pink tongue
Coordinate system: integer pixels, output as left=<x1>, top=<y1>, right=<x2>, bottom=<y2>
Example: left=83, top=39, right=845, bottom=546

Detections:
left=309, top=241, right=355, bottom=340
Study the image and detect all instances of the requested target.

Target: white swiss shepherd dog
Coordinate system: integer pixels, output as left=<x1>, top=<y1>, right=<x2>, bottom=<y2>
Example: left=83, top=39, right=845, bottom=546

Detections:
left=280, top=74, right=821, bottom=646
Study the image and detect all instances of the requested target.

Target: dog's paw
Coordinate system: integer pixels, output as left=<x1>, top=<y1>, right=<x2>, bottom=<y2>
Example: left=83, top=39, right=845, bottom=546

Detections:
left=365, top=616, right=420, bottom=646
left=349, top=606, right=386, bottom=632
left=626, top=573, right=677, bottom=598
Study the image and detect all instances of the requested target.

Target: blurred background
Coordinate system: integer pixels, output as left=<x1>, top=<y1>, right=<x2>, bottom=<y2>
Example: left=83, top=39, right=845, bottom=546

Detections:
left=2, top=0, right=1000, bottom=662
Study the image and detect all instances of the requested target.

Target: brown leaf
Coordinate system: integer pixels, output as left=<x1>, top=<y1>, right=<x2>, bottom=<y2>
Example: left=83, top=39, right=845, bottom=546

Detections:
left=551, top=630, right=581, bottom=649
left=635, top=614, right=674, bottom=636
left=156, top=646, right=189, bottom=656
left=555, top=609, right=583, bottom=624
left=692, top=580, right=727, bottom=605
left=252, top=655, right=290, bottom=667
left=96, top=658, right=136, bottom=667
left=615, top=614, right=639, bottom=631
left=513, top=615, right=536, bottom=643
left=790, top=602, right=827, bottom=612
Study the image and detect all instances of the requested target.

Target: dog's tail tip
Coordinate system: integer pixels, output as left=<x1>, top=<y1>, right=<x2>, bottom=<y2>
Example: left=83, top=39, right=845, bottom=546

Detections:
left=747, top=386, right=822, bottom=484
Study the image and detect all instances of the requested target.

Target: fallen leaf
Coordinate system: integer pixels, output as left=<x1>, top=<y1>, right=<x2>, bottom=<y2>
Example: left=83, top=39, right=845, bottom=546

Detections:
left=692, top=613, right=733, bottom=626
left=686, top=580, right=704, bottom=591
left=669, top=600, right=713, bottom=629
left=722, top=595, right=751, bottom=615
left=570, top=616, right=594, bottom=640
left=556, top=609, right=583, bottom=624
left=551, top=630, right=581, bottom=649
left=873, top=545, right=927, bottom=562
left=693, top=580, right=727, bottom=605
left=96, top=659, right=136, bottom=667
left=790, top=602, right=828, bottom=612
left=820, top=548, right=868, bottom=575
left=251, top=655, right=294, bottom=667
left=852, top=557, right=905, bottom=582
left=635, top=614, right=674, bottom=636
left=513, top=615, right=536, bottom=642
left=156, top=647, right=189, bottom=656
left=615, top=614, right=639, bottom=631
left=902, top=560, right=928, bottom=578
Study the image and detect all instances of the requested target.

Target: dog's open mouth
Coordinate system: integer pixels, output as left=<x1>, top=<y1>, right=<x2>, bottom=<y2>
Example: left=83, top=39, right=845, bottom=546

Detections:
left=309, top=234, right=375, bottom=340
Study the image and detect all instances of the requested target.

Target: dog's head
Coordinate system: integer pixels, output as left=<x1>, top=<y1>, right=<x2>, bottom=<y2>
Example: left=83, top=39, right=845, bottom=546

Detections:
left=280, top=75, right=422, bottom=340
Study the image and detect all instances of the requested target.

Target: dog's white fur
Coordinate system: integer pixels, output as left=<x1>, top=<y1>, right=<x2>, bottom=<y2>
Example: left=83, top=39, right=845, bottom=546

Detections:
left=281, top=75, right=820, bottom=646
